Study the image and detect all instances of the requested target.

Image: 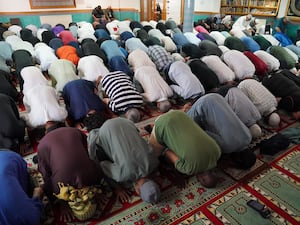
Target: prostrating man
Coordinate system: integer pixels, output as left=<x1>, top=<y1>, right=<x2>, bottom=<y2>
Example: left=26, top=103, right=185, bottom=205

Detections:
left=88, top=117, right=161, bottom=204
left=38, top=123, right=102, bottom=221
left=0, top=94, right=26, bottom=152
left=0, top=69, right=19, bottom=101
left=62, top=79, right=111, bottom=130
left=100, top=71, right=144, bottom=123
left=47, top=59, right=79, bottom=92
left=167, top=61, right=205, bottom=100
left=0, top=150, right=44, bottom=225
left=149, top=110, right=221, bottom=188
left=23, top=84, right=68, bottom=128
left=134, top=65, right=173, bottom=113
left=186, top=93, right=256, bottom=169
left=238, top=78, right=280, bottom=127
left=217, top=85, right=262, bottom=138
left=262, top=69, right=300, bottom=120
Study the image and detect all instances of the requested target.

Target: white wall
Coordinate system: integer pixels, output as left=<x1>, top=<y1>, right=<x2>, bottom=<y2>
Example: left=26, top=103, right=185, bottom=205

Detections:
left=194, top=0, right=220, bottom=13
left=0, top=0, right=139, bottom=12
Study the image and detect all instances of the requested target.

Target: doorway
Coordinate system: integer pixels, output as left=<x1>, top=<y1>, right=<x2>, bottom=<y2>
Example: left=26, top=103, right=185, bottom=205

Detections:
left=140, top=0, right=184, bottom=24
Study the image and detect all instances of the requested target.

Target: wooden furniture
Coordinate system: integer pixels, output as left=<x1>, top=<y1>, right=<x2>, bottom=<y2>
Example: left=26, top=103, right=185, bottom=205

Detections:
left=220, top=0, right=281, bottom=17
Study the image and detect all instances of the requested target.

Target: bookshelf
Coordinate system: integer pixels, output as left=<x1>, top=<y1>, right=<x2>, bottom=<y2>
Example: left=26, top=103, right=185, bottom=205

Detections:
left=220, top=0, right=280, bottom=17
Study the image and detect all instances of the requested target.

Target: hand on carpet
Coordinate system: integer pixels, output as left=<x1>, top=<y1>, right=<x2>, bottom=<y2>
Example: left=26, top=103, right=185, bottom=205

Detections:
left=115, top=186, right=132, bottom=203
left=58, top=200, right=75, bottom=222
left=172, top=172, right=189, bottom=189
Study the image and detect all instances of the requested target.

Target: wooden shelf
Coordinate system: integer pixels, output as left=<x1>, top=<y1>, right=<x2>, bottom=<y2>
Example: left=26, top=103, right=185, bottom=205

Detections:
left=220, top=0, right=280, bottom=17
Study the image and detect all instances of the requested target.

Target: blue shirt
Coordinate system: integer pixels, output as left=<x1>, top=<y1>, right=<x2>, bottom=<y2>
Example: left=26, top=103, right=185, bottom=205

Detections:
left=0, top=150, right=43, bottom=225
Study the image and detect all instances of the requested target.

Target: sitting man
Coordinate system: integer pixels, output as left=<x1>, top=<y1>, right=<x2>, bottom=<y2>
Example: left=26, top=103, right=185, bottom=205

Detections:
left=88, top=117, right=161, bottom=204
left=0, top=94, right=26, bottom=153
left=92, top=5, right=106, bottom=27
left=149, top=110, right=221, bottom=188
left=0, top=150, right=44, bottom=225
left=186, top=93, right=256, bottom=169
left=100, top=71, right=144, bottom=123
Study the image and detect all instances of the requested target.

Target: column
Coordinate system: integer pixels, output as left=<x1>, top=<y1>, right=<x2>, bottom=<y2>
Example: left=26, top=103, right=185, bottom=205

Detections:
left=183, top=0, right=195, bottom=33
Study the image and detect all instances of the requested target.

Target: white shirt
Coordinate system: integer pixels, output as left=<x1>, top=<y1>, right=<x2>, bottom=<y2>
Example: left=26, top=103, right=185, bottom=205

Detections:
left=34, top=43, right=58, bottom=71
left=232, top=15, right=251, bottom=30
left=184, top=32, right=201, bottom=46
left=128, top=49, right=156, bottom=72
left=21, top=66, right=49, bottom=95
left=77, top=55, right=109, bottom=82
left=48, top=59, right=79, bottom=92
left=161, top=36, right=177, bottom=53
left=254, top=50, right=280, bottom=72
left=238, top=79, right=277, bottom=116
left=168, top=61, right=205, bottom=99
left=209, top=31, right=225, bottom=46
left=23, top=85, right=67, bottom=128
left=77, top=22, right=96, bottom=43
left=223, top=50, right=255, bottom=80
left=201, top=55, right=235, bottom=84
left=134, top=66, right=173, bottom=102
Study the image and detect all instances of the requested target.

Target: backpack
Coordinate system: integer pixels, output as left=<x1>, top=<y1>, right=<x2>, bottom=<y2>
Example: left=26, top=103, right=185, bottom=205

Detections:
left=258, top=133, right=291, bottom=155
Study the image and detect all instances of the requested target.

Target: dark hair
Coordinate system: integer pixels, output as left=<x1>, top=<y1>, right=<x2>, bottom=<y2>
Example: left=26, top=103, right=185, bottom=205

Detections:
left=45, top=121, right=66, bottom=134
left=83, top=112, right=107, bottom=131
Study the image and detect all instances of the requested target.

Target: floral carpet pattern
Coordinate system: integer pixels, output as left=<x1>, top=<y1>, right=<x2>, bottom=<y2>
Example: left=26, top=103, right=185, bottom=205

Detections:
left=23, top=108, right=300, bottom=225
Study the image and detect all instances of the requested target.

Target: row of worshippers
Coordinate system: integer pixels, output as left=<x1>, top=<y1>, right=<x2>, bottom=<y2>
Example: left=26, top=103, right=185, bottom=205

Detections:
left=1, top=17, right=300, bottom=148
left=1, top=18, right=300, bottom=224
left=196, top=14, right=299, bottom=47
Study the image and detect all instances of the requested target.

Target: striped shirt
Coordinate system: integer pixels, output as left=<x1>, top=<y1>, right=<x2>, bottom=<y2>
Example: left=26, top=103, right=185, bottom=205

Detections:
left=101, top=71, right=143, bottom=113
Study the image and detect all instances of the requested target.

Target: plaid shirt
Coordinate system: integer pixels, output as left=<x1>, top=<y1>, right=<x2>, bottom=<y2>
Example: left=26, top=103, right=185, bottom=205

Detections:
left=147, top=45, right=173, bottom=72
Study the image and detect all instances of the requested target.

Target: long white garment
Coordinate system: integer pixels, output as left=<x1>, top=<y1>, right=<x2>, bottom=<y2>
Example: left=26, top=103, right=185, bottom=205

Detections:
left=161, top=36, right=177, bottom=53
left=23, top=85, right=67, bottom=128
left=238, top=79, right=277, bottom=116
left=232, top=15, right=251, bottom=30
left=201, top=55, right=235, bottom=84
left=34, top=43, right=58, bottom=71
left=48, top=59, right=79, bottom=92
left=77, top=55, right=109, bottom=82
left=128, top=49, right=156, bottom=72
left=21, top=66, right=49, bottom=95
left=168, top=61, right=205, bottom=99
left=209, top=31, right=226, bottom=46
left=254, top=50, right=280, bottom=72
left=134, top=66, right=173, bottom=102
left=223, top=50, right=255, bottom=80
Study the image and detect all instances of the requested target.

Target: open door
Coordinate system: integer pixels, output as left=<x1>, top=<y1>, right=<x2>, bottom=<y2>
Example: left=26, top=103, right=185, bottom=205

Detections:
left=140, top=0, right=183, bottom=23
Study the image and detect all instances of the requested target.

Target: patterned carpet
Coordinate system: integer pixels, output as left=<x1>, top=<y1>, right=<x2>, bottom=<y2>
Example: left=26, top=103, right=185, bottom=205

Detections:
left=23, top=109, right=300, bottom=225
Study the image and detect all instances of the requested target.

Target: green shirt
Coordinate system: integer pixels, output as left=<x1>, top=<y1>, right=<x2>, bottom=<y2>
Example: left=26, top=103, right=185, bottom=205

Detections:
left=154, top=110, right=221, bottom=175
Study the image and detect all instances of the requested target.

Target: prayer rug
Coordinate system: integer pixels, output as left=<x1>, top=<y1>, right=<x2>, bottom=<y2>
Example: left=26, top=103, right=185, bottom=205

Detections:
left=23, top=107, right=300, bottom=225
